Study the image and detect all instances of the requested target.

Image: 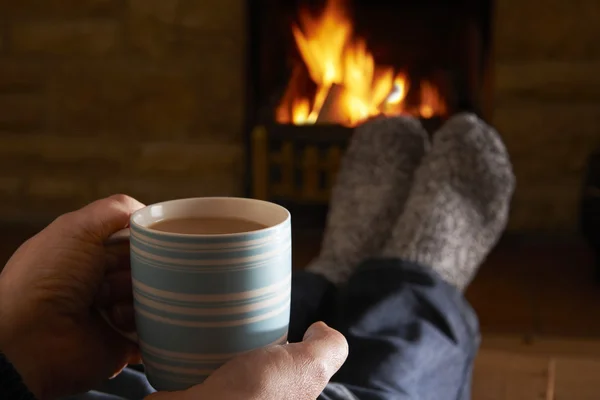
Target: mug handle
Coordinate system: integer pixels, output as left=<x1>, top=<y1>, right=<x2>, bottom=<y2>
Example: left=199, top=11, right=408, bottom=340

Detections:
left=99, top=228, right=138, bottom=343
left=106, top=228, right=131, bottom=245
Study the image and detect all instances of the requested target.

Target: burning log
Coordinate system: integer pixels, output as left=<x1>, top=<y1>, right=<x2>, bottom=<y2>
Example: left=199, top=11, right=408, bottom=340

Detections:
left=276, top=64, right=307, bottom=123
left=316, top=84, right=346, bottom=124
left=275, top=0, right=448, bottom=126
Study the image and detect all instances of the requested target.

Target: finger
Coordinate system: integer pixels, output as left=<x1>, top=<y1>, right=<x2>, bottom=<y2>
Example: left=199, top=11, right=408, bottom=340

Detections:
left=280, top=322, right=349, bottom=395
left=55, top=194, right=145, bottom=242
left=148, top=323, right=347, bottom=400
left=196, top=322, right=348, bottom=400
left=110, top=303, right=136, bottom=333
left=104, top=242, right=131, bottom=271
left=95, top=270, right=133, bottom=307
left=90, top=312, right=141, bottom=385
left=127, top=351, right=143, bottom=366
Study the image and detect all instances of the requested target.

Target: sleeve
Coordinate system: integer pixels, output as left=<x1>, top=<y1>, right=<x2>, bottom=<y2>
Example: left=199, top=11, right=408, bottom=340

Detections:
left=0, top=353, right=37, bottom=400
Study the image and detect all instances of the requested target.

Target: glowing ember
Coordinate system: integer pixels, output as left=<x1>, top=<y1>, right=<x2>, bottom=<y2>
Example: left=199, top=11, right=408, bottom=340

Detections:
left=276, top=0, right=447, bottom=126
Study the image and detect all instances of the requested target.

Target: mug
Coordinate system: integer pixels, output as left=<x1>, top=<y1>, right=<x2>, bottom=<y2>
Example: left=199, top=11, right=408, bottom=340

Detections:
left=105, top=197, right=292, bottom=391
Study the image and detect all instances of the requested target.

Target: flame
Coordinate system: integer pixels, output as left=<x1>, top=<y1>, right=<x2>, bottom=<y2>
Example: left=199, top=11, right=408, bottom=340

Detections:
left=419, top=81, right=446, bottom=119
left=276, top=0, right=447, bottom=126
left=292, top=98, right=311, bottom=124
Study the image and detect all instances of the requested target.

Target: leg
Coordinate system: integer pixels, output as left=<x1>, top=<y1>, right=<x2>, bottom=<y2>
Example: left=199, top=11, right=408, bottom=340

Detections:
left=289, top=271, right=336, bottom=343
left=321, top=258, right=479, bottom=400
left=382, top=113, right=515, bottom=290
left=307, top=116, right=430, bottom=285
left=314, top=114, right=514, bottom=399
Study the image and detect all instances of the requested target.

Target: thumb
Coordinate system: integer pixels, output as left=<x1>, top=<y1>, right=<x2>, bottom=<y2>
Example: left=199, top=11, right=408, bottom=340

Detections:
left=147, top=322, right=348, bottom=400
left=281, top=321, right=349, bottom=395
left=215, top=321, right=348, bottom=399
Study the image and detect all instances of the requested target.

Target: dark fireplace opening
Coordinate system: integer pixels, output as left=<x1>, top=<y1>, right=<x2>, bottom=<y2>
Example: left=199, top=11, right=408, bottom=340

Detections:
left=245, top=0, right=494, bottom=228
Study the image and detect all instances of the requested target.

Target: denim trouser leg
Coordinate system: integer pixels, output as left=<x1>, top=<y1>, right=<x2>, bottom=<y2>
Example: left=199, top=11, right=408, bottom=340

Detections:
left=291, top=258, right=481, bottom=400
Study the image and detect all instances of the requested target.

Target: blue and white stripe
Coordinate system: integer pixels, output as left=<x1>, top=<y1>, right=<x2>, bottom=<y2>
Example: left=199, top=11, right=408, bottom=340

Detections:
left=130, top=218, right=291, bottom=391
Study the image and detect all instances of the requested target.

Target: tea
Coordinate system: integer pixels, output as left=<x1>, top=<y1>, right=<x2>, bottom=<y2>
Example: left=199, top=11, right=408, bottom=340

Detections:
left=149, top=217, right=267, bottom=235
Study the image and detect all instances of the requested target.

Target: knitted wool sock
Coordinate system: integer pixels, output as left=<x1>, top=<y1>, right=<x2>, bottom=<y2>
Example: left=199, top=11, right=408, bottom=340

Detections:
left=307, top=116, right=430, bottom=285
left=382, top=113, right=515, bottom=291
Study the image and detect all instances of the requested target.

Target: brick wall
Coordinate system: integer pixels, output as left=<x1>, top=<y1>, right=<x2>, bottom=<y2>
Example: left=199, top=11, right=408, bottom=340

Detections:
left=0, top=0, right=598, bottom=233
left=493, top=0, right=600, bottom=232
left=0, top=0, right=246, bottom=222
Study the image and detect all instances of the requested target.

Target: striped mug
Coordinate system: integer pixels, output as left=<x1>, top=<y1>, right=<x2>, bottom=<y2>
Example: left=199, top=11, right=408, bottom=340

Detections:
left=107, top=197, right=291, bottom=391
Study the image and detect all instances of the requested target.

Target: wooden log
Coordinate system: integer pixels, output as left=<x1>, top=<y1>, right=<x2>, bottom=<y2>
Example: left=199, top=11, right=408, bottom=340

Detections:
left=316, top=84, right=346, bottom=124
left=275, top=64, right=307, bottom=123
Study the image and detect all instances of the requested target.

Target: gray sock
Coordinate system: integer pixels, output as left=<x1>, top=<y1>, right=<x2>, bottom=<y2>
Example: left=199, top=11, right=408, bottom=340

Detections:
left=307, top=116, right=430, bottom=285
left=382, top=113, right=516, bottom=291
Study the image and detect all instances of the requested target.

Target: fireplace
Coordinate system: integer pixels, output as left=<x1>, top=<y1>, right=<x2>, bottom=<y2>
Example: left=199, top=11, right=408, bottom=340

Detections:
left=246, top=0, right=494, bottom=227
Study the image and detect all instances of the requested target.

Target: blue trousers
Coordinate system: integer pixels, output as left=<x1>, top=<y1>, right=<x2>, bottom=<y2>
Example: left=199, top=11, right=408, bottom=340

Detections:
left=65, top=258, right=480, bottom=400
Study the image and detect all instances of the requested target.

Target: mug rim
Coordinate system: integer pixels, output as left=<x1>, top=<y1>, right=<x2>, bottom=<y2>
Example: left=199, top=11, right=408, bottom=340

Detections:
left=130, top=197, right=291, bottom=238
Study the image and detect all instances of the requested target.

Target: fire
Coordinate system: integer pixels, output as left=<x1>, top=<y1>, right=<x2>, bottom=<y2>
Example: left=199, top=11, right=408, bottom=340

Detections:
left=276, top=0, right=446, bottom=126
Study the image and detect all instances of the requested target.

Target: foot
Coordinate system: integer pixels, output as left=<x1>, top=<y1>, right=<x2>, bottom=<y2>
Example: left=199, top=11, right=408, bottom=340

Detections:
left=382, top=113, right=516, bottom=291
left=307, top=116, right=430, bottom=285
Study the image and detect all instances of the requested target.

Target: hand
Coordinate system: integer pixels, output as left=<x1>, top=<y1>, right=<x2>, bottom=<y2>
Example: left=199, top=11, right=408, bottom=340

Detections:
left=148, top=322, right=348, bottom=400
left=0, top=195, right=145, bottom=399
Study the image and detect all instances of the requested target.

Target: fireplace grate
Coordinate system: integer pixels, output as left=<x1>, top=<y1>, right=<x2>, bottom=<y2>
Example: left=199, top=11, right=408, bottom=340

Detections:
left=251, top=124, right=351, bottom=204
left=250, top=118, right=443, bottom=206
